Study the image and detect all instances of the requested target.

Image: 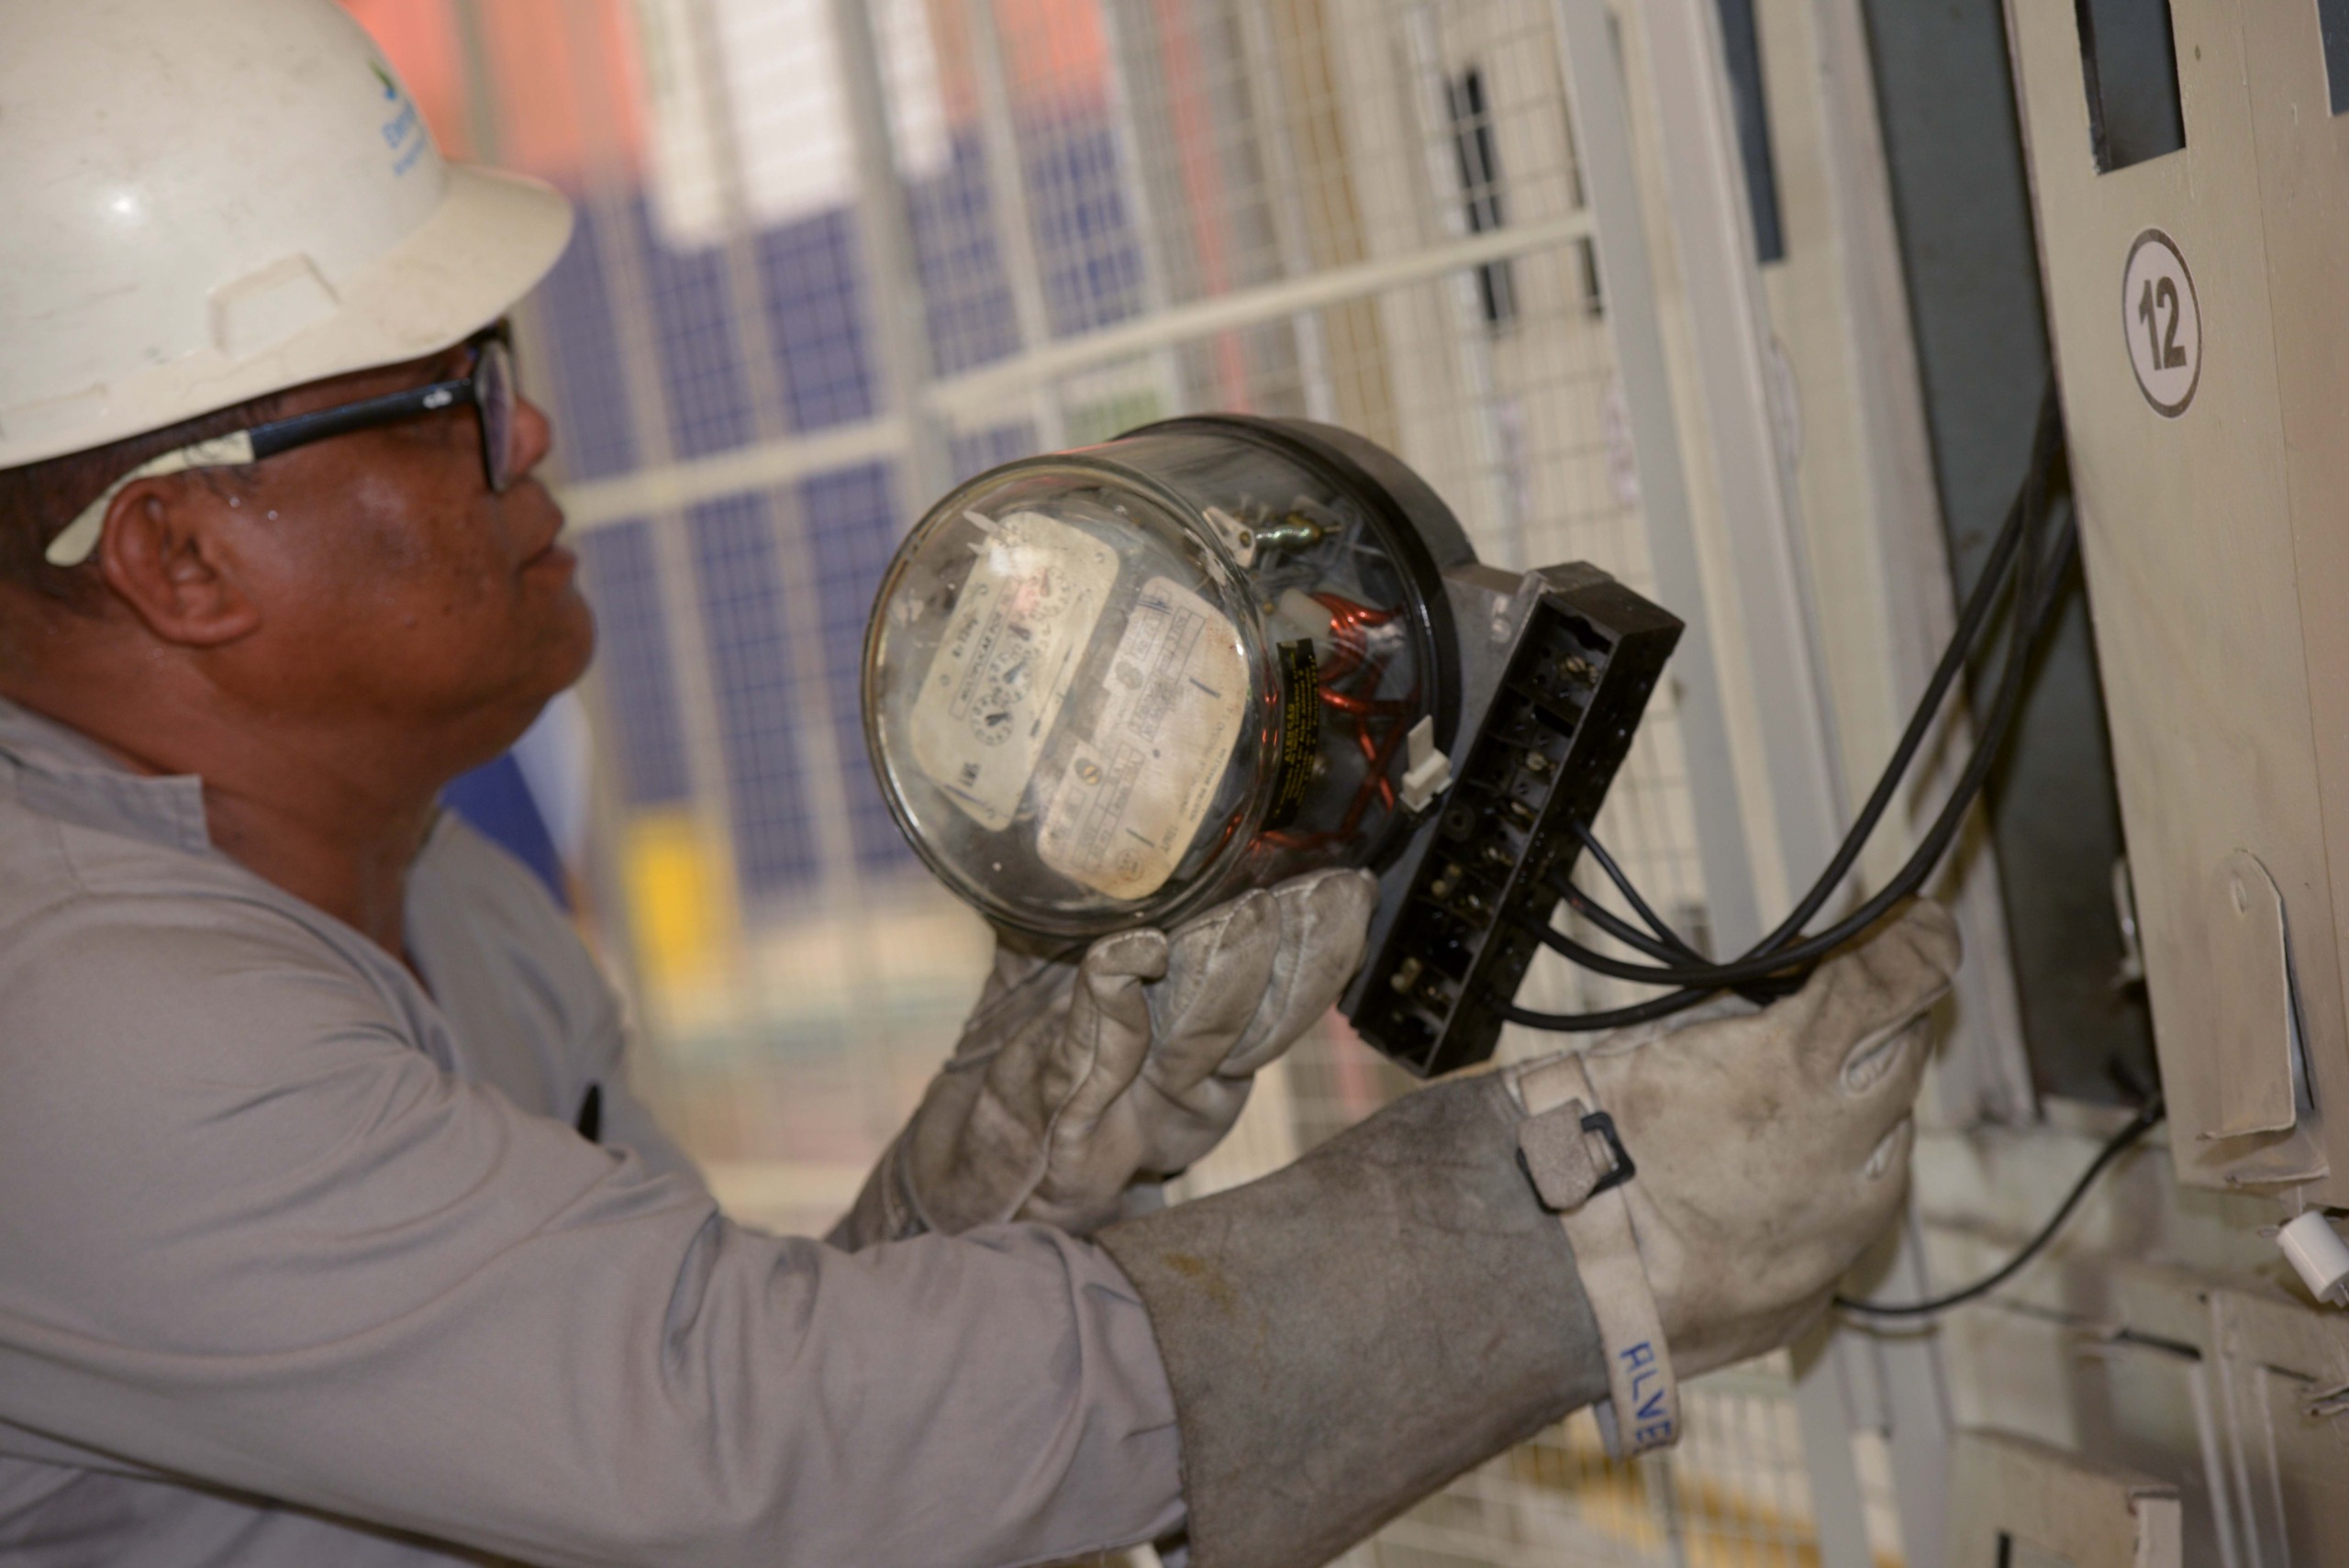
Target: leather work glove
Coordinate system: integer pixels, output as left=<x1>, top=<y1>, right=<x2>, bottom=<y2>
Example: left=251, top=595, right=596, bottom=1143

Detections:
left=1536, top=896, right=1960, bottom=1377
left=831, top=867, right=1377, bottom=1245
left=1097, top=899, right=1959, bottom=1568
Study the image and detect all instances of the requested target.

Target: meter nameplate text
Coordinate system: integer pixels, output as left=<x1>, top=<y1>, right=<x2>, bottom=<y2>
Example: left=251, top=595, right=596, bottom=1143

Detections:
left=910, top=509, right=1119, bottom=831
left=1038, top=576, right=1247, bottom=899
left=1264, top=639, right=1322, bottom=830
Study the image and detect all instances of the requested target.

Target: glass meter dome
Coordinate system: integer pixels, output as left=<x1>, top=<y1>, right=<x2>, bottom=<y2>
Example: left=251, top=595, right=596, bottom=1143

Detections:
left=863, top=416, right=1467, bottom=939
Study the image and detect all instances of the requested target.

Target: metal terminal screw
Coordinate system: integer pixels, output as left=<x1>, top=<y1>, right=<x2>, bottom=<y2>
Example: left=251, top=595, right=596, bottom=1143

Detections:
left=1390, top=956, right=1424, bottom=995
left=1482, top=842, right=1515, bottom=868
left=1523, top=751, right=1552, bottom=775
left=1505, top=798, right=1538, bottom=827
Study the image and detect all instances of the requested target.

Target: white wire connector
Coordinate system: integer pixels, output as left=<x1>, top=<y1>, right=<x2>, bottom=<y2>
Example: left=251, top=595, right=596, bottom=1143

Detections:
left=2278, top=1211, right=2349, bottom=1306
left=1397, top=717, right=1452, bottom=813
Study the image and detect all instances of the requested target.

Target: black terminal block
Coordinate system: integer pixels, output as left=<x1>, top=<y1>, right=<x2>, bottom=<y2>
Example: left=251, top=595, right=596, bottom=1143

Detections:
left=1341, top=562, right=1681, bottom=1077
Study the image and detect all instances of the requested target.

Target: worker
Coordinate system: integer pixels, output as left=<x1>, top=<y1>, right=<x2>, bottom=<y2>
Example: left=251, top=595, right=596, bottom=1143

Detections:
left=0, top=4, right=1959, bottom=1566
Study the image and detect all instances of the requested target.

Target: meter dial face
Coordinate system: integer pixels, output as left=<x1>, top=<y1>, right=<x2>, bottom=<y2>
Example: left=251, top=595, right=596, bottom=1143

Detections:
left=902, top=507, right=1120, bottom=836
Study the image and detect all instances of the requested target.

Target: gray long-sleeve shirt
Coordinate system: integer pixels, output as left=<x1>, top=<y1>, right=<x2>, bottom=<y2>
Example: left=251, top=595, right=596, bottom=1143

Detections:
left=0, top=698, right=1184, bottom=1566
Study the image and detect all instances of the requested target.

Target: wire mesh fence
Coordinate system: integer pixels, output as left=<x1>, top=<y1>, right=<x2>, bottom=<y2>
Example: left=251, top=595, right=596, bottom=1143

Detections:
left=349, top=0, right=1860, bottom=1561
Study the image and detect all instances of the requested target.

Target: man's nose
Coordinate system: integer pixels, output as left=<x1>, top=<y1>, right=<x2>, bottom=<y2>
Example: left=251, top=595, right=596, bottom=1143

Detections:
left=509, top=394, right=555, bottom=481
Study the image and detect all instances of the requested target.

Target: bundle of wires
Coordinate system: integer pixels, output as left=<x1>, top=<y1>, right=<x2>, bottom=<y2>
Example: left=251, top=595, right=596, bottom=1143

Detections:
left=1498, top=384, right=2076, bottom=1033
left=1490, top=385, right=2174, bottom=1319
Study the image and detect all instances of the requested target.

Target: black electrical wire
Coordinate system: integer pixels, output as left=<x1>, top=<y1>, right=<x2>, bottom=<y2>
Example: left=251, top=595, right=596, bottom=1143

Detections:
left=1499, top=386, right=2073, bottom=1030
left=1549, top=881, right=1806, bottom=1005
left=1557, top=884, right=1692, bottom=964
left=1832, top=1095, right=2165, bottom=1318
left=1565, top=817, right=1701, bottom=961
left=1549, top=826, right=1778, bottom=982
left=1501, top=510, right=2075, bottom=1029
left=1552, top=818, right=1808, bottom=1003
left=1494, top=981, right=1740, bottom=1032
left=1606, top=387, right=2060, bottom=973
left=1735, top=389, right=2066, bottom=959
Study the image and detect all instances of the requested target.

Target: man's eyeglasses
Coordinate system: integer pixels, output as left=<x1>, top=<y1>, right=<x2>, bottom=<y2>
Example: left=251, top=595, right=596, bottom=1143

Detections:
left=45, top=327, right=521, bottom=569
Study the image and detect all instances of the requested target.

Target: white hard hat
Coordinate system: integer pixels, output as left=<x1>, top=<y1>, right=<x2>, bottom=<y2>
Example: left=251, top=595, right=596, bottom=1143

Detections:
left=0, top=0, right=575, bottom=471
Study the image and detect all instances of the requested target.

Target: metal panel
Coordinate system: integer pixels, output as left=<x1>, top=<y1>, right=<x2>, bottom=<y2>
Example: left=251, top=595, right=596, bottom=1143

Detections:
left=1854, top=0, right=2153, bottom=1109
left=1611, top=0, right=2011, bottom=1558
left=1625, top=0, right=1848, bottom=899
left=1945, top=1429, right=2180, bottom=1568
left=2210, top=1287, right=2349, bottom=1566
left=1552, top=0, right=1763, bottom=957
left=2004, top=0, right=2347, bottom=1197
left=2236, top=0, right=2349, bottom=1191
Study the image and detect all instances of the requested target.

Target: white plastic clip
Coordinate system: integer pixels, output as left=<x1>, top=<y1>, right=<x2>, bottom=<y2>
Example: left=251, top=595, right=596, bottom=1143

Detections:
left=2279, top=1211, right=2349, bottom=1306
left=1397, top=717, right=1452, bottom=812
left=1202, top=505, right=1257, bottom=567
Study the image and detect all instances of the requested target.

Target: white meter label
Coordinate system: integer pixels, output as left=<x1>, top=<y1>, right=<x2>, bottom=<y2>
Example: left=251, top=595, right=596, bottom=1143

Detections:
left=1039, top=576, right=1247, bottom=900
left=2121, top=228, right=2200, bottom=417
left=910, top=509, right=1119, bottom=831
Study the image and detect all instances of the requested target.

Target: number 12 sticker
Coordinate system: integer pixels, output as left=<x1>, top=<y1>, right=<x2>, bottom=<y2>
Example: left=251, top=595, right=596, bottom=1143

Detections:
left=2122, top=228, right=2201, bottom=417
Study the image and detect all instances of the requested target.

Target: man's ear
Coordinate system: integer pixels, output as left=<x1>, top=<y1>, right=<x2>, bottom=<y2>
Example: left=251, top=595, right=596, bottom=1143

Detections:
left=95, top=481, right=262, bottom=647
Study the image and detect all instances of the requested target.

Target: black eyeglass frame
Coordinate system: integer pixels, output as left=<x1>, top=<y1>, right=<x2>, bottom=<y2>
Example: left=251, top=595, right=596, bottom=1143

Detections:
left=239, top=323, right=518, bottom=493
left=44, top=323, right=524, bottom=571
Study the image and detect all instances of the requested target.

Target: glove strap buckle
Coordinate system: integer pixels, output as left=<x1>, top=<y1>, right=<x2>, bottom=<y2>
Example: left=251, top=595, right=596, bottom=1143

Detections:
left=1580, top=1109, right=1635, bottom=1195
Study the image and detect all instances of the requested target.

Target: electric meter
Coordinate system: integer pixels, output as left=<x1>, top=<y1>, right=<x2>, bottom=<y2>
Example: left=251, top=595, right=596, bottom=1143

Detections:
left=863, top=416, right=1683, bottom=1074
left=863, top=416, right=1462, bottom=938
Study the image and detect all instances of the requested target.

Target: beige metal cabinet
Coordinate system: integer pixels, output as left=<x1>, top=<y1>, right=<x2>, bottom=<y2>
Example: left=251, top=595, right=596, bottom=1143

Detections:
left=2009, top=0, right=2349, bottom=1198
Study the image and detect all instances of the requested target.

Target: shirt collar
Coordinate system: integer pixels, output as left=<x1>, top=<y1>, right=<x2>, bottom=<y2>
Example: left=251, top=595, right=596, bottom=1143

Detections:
left=0, top=696, right=215, bottom=856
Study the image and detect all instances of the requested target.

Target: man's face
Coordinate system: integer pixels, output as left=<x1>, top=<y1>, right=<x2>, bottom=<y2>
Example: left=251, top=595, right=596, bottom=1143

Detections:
left=211, top=338, right=593, bottom=764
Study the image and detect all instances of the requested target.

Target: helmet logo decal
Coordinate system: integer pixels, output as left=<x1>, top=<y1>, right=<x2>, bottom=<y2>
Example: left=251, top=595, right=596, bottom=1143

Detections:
left=369, top=58, right=428, bottom=176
